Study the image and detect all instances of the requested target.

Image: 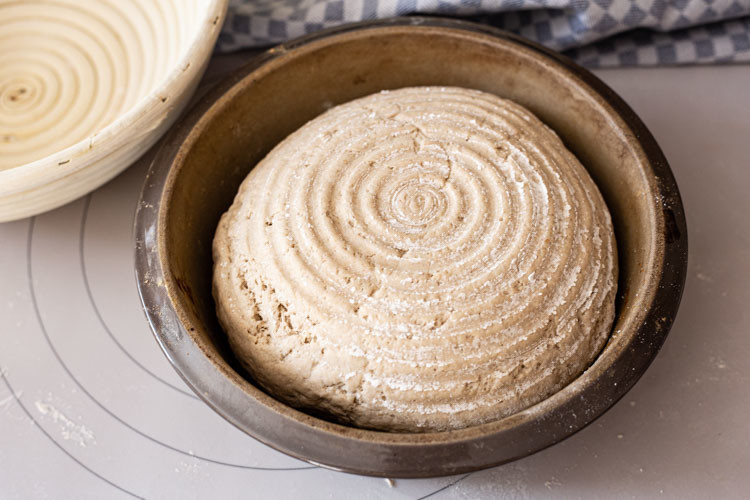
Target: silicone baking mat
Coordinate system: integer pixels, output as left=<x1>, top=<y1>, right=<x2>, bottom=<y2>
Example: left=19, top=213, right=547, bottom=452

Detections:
left=2, top=54, right=747, bottom=499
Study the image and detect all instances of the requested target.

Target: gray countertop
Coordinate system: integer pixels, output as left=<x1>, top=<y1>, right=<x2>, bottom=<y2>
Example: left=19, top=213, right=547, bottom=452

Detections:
left=1, top=56, right=748, bottom=499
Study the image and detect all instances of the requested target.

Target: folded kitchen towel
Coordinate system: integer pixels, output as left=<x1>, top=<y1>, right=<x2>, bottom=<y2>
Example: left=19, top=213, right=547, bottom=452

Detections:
left=217, top=0, right=750, bottom=67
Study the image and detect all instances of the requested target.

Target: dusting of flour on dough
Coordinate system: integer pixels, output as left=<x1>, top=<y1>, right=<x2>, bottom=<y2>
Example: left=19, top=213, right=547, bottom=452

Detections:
left=213, top=87, right=617, bottom=432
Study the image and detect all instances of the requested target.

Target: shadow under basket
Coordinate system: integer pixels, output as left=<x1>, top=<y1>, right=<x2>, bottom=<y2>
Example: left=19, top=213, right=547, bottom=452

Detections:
left=135, top=17, right=687, bottom=478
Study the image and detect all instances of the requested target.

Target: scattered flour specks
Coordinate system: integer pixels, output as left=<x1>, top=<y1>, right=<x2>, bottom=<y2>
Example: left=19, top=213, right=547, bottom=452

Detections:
left=174, top=460, right=200, bottom=474
left=709, top=356, right=728, bottom=370
left=696, top=272, right=714, bottom=283
left=452, top=464, right=530, bottom=499
left=544, top=476, right=562, bottom=490
left=0, top=393, right=16, bottom=408
left=35, top=400, right=96, bottom=447
left=0, top=386, right=22, bottom=411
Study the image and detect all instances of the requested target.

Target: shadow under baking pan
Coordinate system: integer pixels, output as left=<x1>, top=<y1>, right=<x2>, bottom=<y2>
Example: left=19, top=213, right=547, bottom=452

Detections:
left=135, top=17, right=687, bottom=478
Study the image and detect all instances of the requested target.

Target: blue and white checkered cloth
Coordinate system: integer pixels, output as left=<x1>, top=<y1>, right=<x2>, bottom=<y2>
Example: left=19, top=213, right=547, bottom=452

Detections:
left=217, top=0, right=750, bottom=67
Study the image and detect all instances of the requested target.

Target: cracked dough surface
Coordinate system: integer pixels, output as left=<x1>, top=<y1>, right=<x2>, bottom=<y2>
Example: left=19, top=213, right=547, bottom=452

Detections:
left=212, top=86, right=617, bottom=432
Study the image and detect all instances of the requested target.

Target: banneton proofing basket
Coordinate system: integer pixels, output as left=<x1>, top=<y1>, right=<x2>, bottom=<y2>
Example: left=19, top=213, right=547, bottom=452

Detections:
left=0, top=0, right=228, bottom=222
left=135, top=18, right=687, bottom=477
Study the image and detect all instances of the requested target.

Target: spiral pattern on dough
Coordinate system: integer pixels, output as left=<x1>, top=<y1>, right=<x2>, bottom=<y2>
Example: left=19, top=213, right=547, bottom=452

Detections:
left=213, top=87, right=617, bottom=432
left=0, top=0, right=208, bottom=170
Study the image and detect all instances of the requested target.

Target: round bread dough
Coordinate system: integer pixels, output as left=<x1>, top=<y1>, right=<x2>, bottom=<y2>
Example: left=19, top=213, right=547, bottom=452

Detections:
left=212, top=86, right=617, bottom=432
